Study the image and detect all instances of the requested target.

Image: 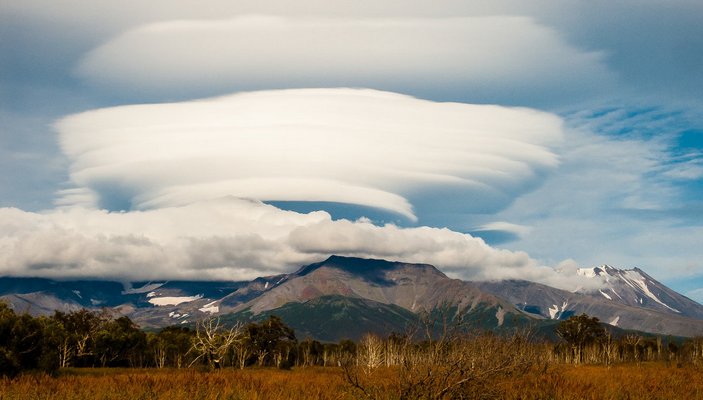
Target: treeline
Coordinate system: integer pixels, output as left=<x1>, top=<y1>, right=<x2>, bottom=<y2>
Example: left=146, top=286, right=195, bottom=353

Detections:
left=552, top=313, right=703, bottom=365
left=0, top=303, right=356, bottom=376
left=1, top=303, right=151, bottom=375
left=2, top=303, right=703, bottom=379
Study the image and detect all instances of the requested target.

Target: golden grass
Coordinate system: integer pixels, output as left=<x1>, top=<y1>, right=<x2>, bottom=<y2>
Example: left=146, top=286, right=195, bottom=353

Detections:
left=498, top=363, right=703, bottom=400
left=0, top=368, right=348, bottom=400
left=1, top=363, right=702, bottom=400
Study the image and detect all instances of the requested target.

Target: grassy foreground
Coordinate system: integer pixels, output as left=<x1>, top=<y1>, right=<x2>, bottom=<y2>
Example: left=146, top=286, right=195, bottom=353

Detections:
left=1, top=363, right=702, bottom=400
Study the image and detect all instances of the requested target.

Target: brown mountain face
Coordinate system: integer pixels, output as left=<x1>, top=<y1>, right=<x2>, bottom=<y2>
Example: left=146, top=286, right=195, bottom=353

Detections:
left=220, top=256, right=519, bottom=318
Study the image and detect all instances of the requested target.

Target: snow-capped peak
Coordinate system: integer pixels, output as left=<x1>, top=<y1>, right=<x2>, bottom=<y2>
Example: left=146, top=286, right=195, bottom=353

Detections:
left=576, top=264, right=681, bottom=314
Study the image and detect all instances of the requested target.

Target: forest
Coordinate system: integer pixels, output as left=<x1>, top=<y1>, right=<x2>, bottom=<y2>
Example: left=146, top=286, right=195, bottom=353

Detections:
left=2, top=303, right=703, bottom=399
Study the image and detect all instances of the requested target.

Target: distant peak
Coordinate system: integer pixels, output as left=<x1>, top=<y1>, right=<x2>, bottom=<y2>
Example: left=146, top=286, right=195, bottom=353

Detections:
left=296, top=255, right=401, bottom=276
left=578, top=264, right=646, bottom=278
left=293, top=255, right=445, bottom=280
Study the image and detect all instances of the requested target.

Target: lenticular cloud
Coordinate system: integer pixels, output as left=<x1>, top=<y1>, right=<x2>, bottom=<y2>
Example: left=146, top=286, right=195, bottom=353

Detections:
left=1, top=88, right=571, bottom=283
left=75, top=15, right=613, bottom=104
left=55, top=88, right=562, bottom=220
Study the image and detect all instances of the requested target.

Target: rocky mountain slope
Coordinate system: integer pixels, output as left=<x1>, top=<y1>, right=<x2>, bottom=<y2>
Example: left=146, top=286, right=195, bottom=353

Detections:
left=476, top=264, right=703, bottom=337
left=2, top=257, right=703, bottom=339
left=575, top=265, right=703, bottom=319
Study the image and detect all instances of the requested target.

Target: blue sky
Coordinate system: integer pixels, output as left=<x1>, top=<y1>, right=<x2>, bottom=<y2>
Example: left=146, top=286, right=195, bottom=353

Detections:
left=1, top=1, right=702, bottom=300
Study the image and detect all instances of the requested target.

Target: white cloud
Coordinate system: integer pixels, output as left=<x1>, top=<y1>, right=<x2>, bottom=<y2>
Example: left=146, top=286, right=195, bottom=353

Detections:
left=1, top=0, right=701, bottom=298
left=55, top=88, right=563, bottom=220
left=474, top=221, right=533, bottom=238
left=0, top=88, right=591, bottom=287
left=490, top=106, right=703, bottom=281
left=75, top=15, right=613, bottom=103
left=4, top=0, right=699, bottom=107
left=662, top=161, right=703, bottom=181
left=0, top=198, right=599, bottom=290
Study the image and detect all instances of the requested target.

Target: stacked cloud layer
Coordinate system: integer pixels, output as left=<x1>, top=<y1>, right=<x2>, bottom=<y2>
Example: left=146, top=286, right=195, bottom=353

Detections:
left=55, top=89, right=562, bottom=220
left=0, top=89, right=585, bottom=288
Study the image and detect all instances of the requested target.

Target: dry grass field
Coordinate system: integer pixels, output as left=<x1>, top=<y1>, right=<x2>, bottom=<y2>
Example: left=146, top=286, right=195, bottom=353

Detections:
left=1, top=363, right=702, bottom=400
left=497, top=363, right=703, bottom=400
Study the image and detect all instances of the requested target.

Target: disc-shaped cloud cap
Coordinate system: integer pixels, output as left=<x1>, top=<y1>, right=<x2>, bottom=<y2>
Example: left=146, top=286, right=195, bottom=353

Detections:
left=56, top=88, right=562, bottom=221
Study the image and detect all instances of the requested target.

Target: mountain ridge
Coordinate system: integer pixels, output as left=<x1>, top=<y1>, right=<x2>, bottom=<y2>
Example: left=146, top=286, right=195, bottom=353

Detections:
left=2, top=256, right=703, bottom=339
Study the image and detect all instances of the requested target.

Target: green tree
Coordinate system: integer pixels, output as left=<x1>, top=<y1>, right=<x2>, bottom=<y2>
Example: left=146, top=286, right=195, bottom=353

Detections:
left=556, top=314, right=606, bottom=364
left=52, top=309, right=106, bottom=367
left=0, top=303, right=57, bottom=376
left=298, top=338, right=323, bottom=366
left=151, top=326, right=194, bottom=368
left=93, top=316, right=147, bottom=367
left=0, top=303, right=23, bottom=377
left=247, top=315, right=296, bottom=367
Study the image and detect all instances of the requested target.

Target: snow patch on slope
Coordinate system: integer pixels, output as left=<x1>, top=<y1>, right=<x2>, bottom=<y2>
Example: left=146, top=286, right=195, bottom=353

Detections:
left=495, top=307, right=505, bottom=327
left=148, top=295, right=202, bottom=306
left=548, top=302, right=569, bottom=319
left=621, top=270, right=679, bottom=313
left=199, top=301, right=219, bottom=314
left=548, top=304, right=558, bottom=319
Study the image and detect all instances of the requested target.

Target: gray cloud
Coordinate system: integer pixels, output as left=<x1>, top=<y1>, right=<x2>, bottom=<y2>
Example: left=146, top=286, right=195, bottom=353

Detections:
left=535, top=1, right=703, bottom=104
left=5, top=0, right=700, bottom=106
left=74, top=15, right=614, bottom=106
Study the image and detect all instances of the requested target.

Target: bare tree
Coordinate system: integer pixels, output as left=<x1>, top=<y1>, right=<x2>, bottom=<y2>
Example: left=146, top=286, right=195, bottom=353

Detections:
left=189, top=318, right=243, bottom=369
left=344, top=310, right=538, bottom=400
left=623, top=334, right=643, bottom=363
left=358, top=333, right=385, bottom=373
left=231, top=335, right=251, bottom=369
left=58, top=336, right=73, bottom=368
left=152, top=338, right=167, bottom=369
left=682, top=336, right=703, bottom=365
left=601, top=330, right=617, bottom=367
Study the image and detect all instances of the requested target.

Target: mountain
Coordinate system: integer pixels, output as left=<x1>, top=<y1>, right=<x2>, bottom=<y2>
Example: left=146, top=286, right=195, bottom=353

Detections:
left=0, top=277, right=246, bottom=327
left=575, top=265, right=703, bottom=319
left=221, top=256, right=516, bottom=315
left=212, top=256, right=530, bottom=340
left=2, top=257, right=703, bottom=339
left=476, top=265, right=703, bottom=337
left=230, top=295, right=421, bottom=342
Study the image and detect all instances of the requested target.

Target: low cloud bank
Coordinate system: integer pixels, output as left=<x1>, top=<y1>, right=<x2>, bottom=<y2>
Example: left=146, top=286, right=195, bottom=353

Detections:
left=0, top=198, right=602, bottom=291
